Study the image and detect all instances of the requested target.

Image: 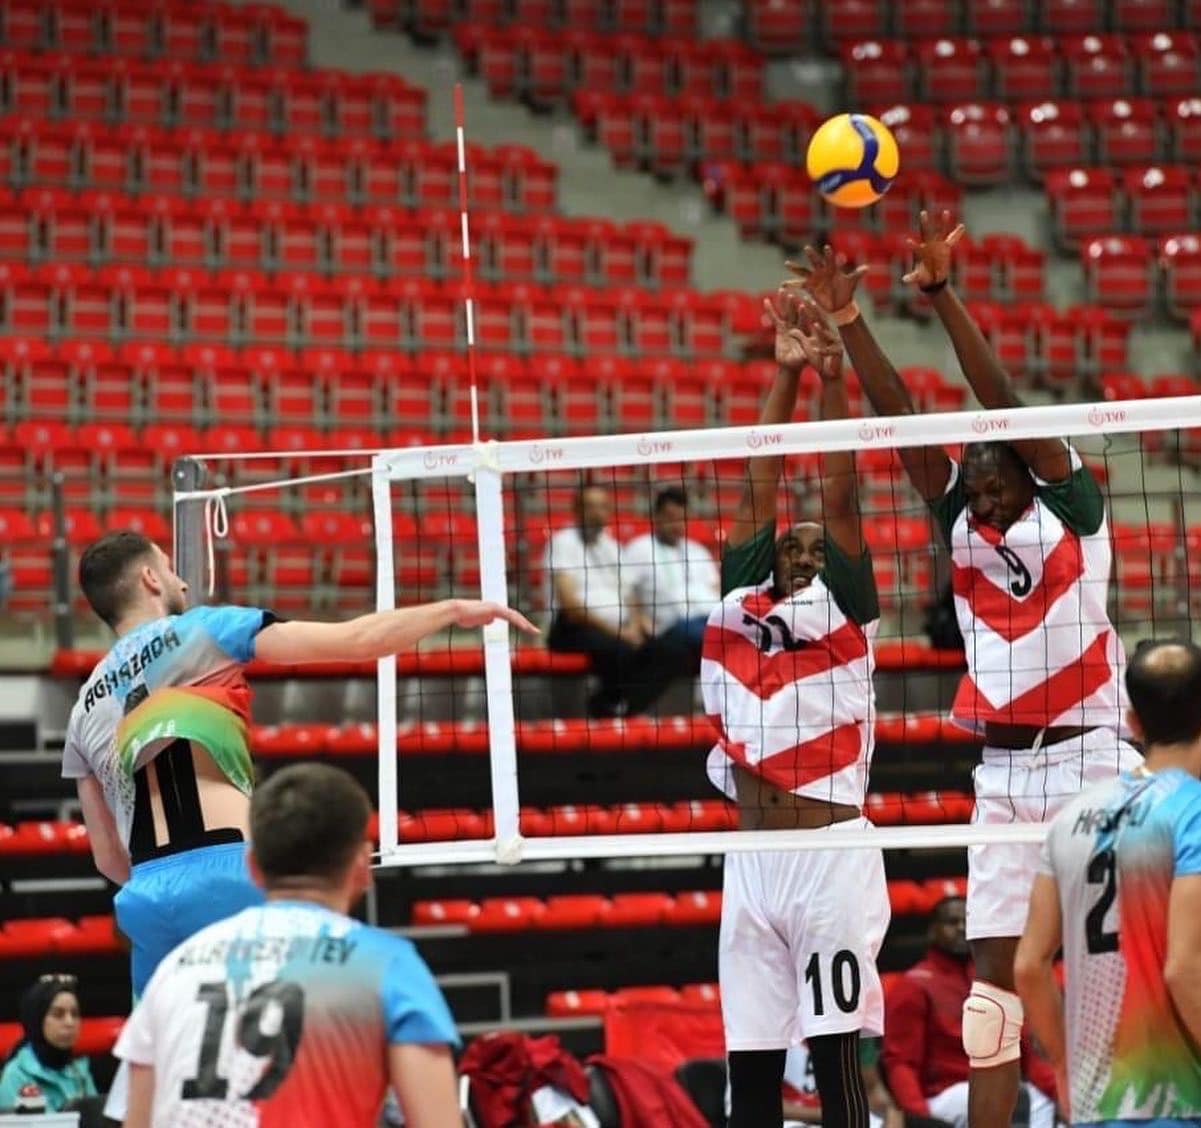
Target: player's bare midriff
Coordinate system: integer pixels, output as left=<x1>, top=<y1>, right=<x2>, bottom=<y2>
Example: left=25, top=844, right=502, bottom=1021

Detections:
left=142, top=741, right=250, bottom=850
left=732, top=765, right=859, bottom=830
left=984, top=724, right=1095, bottom=750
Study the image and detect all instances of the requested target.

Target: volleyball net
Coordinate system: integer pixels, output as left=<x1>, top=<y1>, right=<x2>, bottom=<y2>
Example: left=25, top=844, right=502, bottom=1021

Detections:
left=171, top=392, right=1201, bottom=869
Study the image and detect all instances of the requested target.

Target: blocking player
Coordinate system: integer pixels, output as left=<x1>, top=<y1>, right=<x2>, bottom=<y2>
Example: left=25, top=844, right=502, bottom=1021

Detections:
left=701, top=290, right=889, bottom=1128
left=1016, top=640, right=1201, bottom=1124
left=793, top=210, right=1139, bottom=1126
left=116, top=761, right=462, bottom=1127
left=65, top=529, right=537, bottom=996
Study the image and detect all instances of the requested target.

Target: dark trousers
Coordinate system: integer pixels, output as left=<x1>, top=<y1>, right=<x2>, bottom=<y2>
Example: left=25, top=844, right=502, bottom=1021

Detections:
left=547, top=615, right=694, bottom=716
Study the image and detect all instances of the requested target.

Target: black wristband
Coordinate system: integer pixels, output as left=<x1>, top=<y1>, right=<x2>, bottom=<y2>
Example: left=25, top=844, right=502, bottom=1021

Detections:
left=920, top=278, right=949, bottom=295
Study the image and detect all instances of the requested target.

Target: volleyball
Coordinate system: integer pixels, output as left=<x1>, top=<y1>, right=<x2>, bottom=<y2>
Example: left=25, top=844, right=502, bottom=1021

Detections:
left=806, top=112, right=900, bottom=209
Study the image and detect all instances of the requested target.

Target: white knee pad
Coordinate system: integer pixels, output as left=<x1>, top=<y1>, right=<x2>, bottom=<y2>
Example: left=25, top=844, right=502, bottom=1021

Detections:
left=962, top=981, right=1023, bottom=1068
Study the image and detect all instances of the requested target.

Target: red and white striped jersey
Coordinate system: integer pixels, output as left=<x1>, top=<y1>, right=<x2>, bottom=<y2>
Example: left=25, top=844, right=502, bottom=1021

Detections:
left=702, top=525, right=879, bottom=807
left=931, top=448, right=1126, bottom=735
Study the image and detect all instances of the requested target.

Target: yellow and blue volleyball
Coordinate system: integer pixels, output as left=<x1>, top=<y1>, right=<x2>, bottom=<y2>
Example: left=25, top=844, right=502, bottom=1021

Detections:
left=805, top=112, right=900, bottom=209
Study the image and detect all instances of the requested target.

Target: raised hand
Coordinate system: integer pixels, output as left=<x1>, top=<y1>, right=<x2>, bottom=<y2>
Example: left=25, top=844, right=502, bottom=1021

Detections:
left=762, top=287, right=811, bottom=374
left=784, top=244, right=868, bottom=314
left=451, top=599, right=540, bottom=634
left=902, top=208, right=966, bottom=289
left=794, top=299, right=844, bottom=381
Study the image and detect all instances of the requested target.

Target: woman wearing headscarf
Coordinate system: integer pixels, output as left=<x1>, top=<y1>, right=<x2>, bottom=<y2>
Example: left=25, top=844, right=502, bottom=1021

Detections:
left=0, top=974, right=97, bottom=1111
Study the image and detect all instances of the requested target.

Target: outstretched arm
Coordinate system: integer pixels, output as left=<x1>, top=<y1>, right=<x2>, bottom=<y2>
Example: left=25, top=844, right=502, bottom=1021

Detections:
left=906, top=210, right=1071, bottom=482
left=789, top=246, right=951, bottom=503
left=796, top=300, right=864, bottom=556
left=254, top=600, right=538, bottom=664
left=725, top=289, right=808, bottom=550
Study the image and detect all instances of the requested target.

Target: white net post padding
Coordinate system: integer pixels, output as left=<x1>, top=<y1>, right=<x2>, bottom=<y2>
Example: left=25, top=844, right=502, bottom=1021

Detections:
left=368, top=393, right=1201, bottom=870
left=372, top=451, right=400, bottom=859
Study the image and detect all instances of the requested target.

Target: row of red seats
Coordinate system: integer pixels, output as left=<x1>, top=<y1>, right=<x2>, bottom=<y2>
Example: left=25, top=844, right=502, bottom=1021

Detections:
left=0, top=914, right=118, bottom=957
left=845, top=32, right=1200, bottom=107
left=0, top=266, right=753, bottom=358
left=1082, top=232, right=1201, bottom=319
left=0, top=192, right=688, bottom=289
left=375, top=0, right=699, bottom=39
left=878, top=99, right=1201, bottom=186
left=705, top=165, right=964, bottom=245
left=0, top=343, right=968, bottom=434
left=0, top=54, right=426, bottom=140
left=1049, top=167, right=1201, bottom=246
left=456, top=28, right=763, bottom=104
left=413, top=876, right=972, bottom=933
left=547, top=982, right=721, bottom=1017
left=746, top=0, right=1200, bottom=55
left=0, top=0, right=306, bottom=66
left=0, top=119, right=555, bottom=211
left=575, top=94, right=817, bottom=173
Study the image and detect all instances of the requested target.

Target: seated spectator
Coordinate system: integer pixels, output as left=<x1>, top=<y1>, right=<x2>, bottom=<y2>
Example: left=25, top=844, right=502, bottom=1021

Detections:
left=783, top=1039, right=902, bottom=1128
left=622, top=487, right=720, bottom=668
left=545, top=484, right=691, bottom=717
left=0, top=974, right=98, bottom=1112
left=882, top=897, right=1055, bottom=1128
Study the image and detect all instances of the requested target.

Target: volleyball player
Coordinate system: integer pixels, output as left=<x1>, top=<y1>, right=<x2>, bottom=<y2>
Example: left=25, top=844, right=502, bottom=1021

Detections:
left=116, top=761, right=462, bottom=1128
left=1016, top=640, right=1201, bottom=1124
left=702, top=290, right=889, bottom=1128
left=65, top=529, right=537, bottom=997
left=793, top=209, right=1139, bottom=1126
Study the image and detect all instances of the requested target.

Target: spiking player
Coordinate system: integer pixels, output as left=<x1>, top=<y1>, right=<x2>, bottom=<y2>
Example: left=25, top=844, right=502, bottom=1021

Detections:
left=65, top=530, right=537, bottom=998
left=794, top=210, right=1140, bottom=1126
left=1016, top=640, right=1201, bottom=1125
left=702, top=291, right=889, bottom=1128
left=117, top=762, right=462, bottom=1128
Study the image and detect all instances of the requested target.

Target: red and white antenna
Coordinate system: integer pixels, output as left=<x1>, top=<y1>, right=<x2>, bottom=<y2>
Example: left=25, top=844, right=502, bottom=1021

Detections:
left=453, top=82, right=482, bottom=445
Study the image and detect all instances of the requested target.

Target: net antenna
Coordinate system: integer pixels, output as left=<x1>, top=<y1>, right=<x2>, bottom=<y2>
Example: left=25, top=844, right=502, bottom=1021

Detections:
left=454, top=82, right=483, bottom=446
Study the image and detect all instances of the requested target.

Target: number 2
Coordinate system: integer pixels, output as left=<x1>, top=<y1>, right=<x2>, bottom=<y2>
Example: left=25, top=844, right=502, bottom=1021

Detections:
left=181, top=980, right=305, bottom=1102
left=1085, top=849, right=1120, bottom=954
left=804, top=950, right=861, bottom=1017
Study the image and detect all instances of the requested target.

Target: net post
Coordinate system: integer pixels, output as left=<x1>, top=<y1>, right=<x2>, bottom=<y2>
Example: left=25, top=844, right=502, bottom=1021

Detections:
left=472, top=448, right=523, bottom=864
left=371, top=455, right=399, bottom=860
left=172, top=456, right=211, bottom=601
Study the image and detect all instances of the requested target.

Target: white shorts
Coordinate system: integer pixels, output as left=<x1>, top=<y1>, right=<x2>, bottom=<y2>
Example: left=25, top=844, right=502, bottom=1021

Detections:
left=967, top=728, right=1142, bottom=941
left=719, top=819, right=890, bottom=1050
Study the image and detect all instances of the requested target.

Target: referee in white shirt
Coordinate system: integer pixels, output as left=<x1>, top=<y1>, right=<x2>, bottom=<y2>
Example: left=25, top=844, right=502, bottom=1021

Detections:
left=623, top=486, right=720, bottom=664
left=545, top=484, right=695, bottom=717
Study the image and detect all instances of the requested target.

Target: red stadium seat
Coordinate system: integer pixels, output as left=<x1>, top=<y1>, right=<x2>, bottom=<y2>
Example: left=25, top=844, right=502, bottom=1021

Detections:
left=605, top=892, right=673, bottom=927
left=1161, top=234, right=1201, bottom=320
left=915, top=38, right=986, bottom=105
left=1124, top=166, right=1195, bottom=237
left=821, top=0, right=887, bottom=49
left=1082, top=235, right=1154, bottom=319
left=473, top=897, right=547, bottom=932
left=664, top=890, right=721, bottom=926
left=1088, top=98, right=1162, bottom=168
left=612, top=985, right=683, bottom=1006
left=988, top=36, right=1060, bottom=103
left=1134, top=32, right=1201, bottom=99
left=745, top=0, right=809, bottom=55
left=1063, top=35, right=1134, bottom=100
left=1017, top=100, right=1090, bottom=180
left=873, top=103, right=939, bottom=174
left=1042, top=0, right=1106, bottom=34
left=943, top=102, right=1013, bottom=186
left=1045, top=167, right=1120, bottom=251
left=842, top=40, right=911, bottom=106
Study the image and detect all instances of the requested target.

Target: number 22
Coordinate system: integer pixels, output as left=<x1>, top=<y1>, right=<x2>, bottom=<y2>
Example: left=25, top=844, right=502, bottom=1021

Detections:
left=181, top=980, right=304, bottom=1101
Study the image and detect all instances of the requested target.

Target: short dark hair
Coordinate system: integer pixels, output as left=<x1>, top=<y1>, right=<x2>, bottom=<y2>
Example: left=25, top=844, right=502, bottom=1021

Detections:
left=1126, top=639, right=1201, bottom=746
left=653, top=486, right=688, bottom=512
left=78, top=531, right=158, bottom=628
left=931, top=895, right=965, bottom=922
left=962, top=441, right=1028, bottom=479
left=251, top=764, right=371, bottom=886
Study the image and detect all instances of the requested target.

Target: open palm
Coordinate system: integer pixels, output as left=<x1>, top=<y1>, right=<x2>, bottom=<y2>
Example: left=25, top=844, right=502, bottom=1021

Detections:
left=903, top=208, right=966, bottom=289
left=763, top=289, right=810, bottom=373
left=785, top=244, right=867, bottom=313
